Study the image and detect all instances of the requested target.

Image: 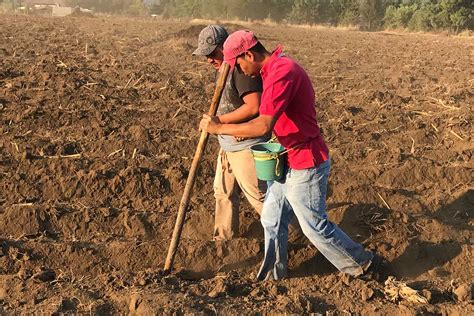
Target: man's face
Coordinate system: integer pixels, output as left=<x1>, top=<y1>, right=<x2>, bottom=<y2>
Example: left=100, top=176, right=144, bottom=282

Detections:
left=206, top=47, right=224, bottom=70
left=236, top=52, right=259, bottom=77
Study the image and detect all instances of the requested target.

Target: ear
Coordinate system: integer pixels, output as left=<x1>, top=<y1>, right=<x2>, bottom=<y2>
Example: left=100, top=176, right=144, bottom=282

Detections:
left=244, top=51, right=255, bottom=62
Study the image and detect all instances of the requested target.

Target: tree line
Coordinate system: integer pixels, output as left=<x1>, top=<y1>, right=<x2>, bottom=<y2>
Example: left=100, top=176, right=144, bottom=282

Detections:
left=155, top=0, right=472, bottom=33
left=2, top=0, right=472, bottom=33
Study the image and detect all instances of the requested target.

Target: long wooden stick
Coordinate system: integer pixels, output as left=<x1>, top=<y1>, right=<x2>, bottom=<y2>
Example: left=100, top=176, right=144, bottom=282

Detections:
left=164, top=63, right=230, bottom=272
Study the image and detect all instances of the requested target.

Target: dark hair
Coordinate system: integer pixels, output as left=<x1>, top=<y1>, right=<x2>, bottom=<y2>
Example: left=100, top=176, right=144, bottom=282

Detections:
left=249, top=41, right=267, bottom=54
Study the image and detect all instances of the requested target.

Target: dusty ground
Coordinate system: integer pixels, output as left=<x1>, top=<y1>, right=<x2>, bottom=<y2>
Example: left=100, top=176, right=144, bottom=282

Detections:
left=0, top=14, right=473, bottom=314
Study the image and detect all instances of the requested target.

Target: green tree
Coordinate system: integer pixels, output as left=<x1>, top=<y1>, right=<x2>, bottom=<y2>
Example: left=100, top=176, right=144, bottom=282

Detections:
left=439, top=0, right=474, bottom=32
left=287, top=0, right=321, bottom=24
left=163, top=0, right=202, bottom=18
left=358, top=0, right=384, bottom=30
left=382, top=0, right=473, bottom=32
left=450, top=6, right=473, bottom=31
left=268, top=0, right=294, bottom=22
left=128, top=0, right=146, bottom=15
left=408, top=4, right=435, bottom=31
left=2, top=0, right=14, bottom=11
left=331, top=0, right=360, bottom=26
left=384, top=4, right=416, bottom=28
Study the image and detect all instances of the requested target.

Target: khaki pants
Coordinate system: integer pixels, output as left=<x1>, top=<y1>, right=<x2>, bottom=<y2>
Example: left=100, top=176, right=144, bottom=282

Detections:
left=213, top=149, right=266, bottom=240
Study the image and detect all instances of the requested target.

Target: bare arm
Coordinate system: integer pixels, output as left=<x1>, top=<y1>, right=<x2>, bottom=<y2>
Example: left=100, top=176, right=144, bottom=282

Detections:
left=200, top=114, right=275, bottom=138
left=218, top=92, right=261, bottom=124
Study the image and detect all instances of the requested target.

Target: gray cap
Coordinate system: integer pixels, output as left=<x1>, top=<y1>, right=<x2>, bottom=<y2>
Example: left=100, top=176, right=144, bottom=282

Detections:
left=192, top=25, right=228, bottom=56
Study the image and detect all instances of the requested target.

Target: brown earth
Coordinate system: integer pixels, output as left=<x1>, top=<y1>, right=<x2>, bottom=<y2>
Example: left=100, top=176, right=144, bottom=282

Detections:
left=0, top=14, right=473, bottom=314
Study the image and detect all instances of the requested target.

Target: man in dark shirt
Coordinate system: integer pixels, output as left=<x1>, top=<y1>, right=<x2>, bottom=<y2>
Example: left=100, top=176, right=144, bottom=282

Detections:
left=193, top=25, right=268, bottom=240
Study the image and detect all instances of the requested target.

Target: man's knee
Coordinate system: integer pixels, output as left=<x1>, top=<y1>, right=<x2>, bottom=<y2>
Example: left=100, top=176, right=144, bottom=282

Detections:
left=260, top=211, right=280, bottom=232
left=299, top=215, right=335, bottom=240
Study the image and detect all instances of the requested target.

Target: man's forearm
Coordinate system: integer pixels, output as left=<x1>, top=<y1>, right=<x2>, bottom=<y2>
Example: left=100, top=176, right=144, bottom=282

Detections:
left=218, top=103, right=259, bottom=124
left=219, top=92, right=261, bottom=124
left=217, top=116, right=272, bottom=138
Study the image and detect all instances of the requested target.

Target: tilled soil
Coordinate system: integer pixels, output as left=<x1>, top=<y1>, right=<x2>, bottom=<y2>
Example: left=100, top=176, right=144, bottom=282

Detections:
left=0, top=14, right=473, bottom=314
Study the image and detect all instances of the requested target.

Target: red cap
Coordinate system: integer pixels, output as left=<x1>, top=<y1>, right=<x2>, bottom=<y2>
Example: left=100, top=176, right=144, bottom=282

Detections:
left=223, top=30, right=258, bottom=70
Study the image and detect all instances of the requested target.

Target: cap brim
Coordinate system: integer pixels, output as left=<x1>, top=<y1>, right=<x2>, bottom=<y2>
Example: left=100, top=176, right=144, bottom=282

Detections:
left=192, top=44, right=217, bottom=56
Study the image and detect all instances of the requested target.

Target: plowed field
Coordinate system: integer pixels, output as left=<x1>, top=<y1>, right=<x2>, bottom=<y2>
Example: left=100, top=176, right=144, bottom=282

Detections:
left=0, top=14, right=473, bottom=314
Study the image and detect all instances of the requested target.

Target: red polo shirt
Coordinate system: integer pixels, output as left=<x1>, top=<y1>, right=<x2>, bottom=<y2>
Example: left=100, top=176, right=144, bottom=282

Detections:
left=259, top=46, right=329, bottom=169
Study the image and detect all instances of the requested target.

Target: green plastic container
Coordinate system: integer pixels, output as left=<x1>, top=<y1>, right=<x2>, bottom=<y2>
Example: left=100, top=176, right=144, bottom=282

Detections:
left=250, top=143, right=286, bottom=181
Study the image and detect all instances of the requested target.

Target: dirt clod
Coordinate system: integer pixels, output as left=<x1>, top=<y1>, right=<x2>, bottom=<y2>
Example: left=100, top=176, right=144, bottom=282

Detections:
left=0, top=287, right=6, bottom=301
left=361, top=286, right=375, bottom=301
left=129, top=294, right=142, bottom=313
left=17, top=267, right=32, bottom=281
left=208, top=278, right=227, bottom=298
left=32, top=268, right=55, bottom=282
left=421, top=289, right=432, bottom=303
left=453, top=283, right=473, bottom=302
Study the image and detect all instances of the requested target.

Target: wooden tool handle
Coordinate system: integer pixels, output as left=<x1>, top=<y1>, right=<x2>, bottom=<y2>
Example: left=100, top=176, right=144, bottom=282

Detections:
left=164, top=63, right=230, bottom=272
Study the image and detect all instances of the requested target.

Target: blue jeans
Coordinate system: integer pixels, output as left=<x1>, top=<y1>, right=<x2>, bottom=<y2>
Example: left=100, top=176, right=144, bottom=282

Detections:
left=256, top=158, right=373, bottom=280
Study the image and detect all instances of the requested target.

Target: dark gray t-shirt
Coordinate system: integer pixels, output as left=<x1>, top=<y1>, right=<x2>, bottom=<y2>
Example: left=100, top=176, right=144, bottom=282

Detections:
left=217, top=68, right=269, bottom=152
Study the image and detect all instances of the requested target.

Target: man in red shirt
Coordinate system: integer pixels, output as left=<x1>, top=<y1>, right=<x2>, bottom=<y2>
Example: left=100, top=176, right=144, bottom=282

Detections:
left=200, top=30, right=375, bottom=280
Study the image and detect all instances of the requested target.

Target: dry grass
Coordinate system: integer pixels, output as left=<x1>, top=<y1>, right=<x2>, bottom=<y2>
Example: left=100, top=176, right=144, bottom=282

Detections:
left=189, top=18, right=359, bottom=32
left=359, top=206, right=389, bottom=234
left=456, top=29, right=474, bottom=37
left=189, top=18, right=474, bottom=37
left=383, top=27, right=474, bottom=38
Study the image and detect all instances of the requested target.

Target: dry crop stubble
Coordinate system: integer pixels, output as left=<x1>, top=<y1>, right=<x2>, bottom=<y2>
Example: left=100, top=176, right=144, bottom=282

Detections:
left=0, top=14, right=472, bottom=314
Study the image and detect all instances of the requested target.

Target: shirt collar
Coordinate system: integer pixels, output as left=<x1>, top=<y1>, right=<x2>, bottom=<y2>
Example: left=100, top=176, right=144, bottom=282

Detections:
left=260, top=45, right=284, bottom=78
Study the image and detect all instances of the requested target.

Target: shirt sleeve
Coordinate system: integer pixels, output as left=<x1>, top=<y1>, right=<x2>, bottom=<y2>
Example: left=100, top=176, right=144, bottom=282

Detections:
left=259, top=61, right=293, bottom=119
left=233, top=69, right=263, bottom=99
